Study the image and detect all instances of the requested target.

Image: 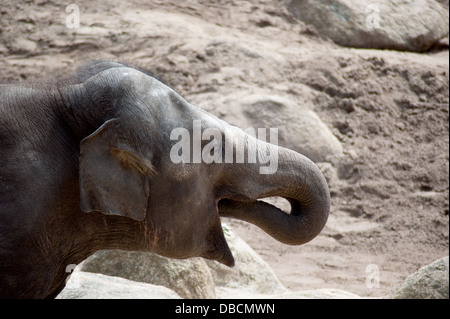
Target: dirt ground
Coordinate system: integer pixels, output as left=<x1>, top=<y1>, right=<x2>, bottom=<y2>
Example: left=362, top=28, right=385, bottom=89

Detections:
left=0, top=0, right=448, bottom=298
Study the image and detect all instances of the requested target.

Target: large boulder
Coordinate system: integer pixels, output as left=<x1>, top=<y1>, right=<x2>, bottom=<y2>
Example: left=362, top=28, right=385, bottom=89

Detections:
left=287, top=0, right=449, bottom=52
left=202, top=92, right=343, bottom=163
left=241, top=94, right=343, bottom=163
left=57, top=271, right=181, bottom=299
left=388, top=256, right=449, bottom=299
left=80, top=250, right=215, bottom=299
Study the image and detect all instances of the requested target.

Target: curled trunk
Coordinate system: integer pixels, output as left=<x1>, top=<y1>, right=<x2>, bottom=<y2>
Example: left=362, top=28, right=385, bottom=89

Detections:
left=218, top=139, right=330, bottom=245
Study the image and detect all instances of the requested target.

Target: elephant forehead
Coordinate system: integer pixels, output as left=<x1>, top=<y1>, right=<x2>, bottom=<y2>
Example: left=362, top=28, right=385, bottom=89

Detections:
left=84, top=66, right=172, bottom=102
left=117, top=69, right=166, bottom=95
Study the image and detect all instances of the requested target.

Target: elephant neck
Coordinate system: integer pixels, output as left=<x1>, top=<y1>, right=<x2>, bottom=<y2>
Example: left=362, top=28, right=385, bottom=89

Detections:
left=26, top=211, right=150, bottom=298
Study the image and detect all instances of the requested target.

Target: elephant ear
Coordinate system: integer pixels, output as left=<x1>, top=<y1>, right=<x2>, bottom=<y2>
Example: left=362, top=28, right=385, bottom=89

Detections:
left=79, top=118, right=154, bottom=221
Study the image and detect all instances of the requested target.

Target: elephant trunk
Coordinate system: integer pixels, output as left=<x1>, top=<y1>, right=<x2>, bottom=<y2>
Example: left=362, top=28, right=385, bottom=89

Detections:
left=218, top=134, right=330, bottom=245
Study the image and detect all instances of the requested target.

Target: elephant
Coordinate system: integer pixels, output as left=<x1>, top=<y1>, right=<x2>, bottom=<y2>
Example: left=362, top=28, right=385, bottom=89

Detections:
left=0, top=61, right=330, bottom=298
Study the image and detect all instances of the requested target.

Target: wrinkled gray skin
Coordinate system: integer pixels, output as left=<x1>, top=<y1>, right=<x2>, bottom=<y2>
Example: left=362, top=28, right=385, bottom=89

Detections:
left=0, top=61, right=330, bottom=298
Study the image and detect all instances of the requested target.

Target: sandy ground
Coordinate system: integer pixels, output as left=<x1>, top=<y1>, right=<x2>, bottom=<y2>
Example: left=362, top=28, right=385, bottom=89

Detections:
left=0, top=0, right=448, bottom=298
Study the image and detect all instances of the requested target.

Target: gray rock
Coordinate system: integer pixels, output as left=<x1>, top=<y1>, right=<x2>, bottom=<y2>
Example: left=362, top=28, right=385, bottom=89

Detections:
left=80, top=250, right=215, bottom=299
left=287, top=0, right=449, bottom=52
left=388, top=256, right=449, bottom=299
left=57, top=271, right=181, bottom=299
left=215, top=93, right=343, bottom=163
left=246, top=95, right=343, bottom=162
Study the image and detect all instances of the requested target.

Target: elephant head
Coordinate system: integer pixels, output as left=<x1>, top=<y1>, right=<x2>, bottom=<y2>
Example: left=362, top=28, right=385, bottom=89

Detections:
left=0, top=61, right=330, bottom=298
left=66, top=61, right=330, bottom=267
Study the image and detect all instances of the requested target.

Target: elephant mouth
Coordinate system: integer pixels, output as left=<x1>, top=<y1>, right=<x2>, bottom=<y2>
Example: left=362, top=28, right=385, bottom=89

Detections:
left=258, top=196, right=293, bottom=211
left=218, top=192, right=326, bottom=246
left=218, top=196, right=299, bottom=221
left=222, top=196, right=296, bottom=213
